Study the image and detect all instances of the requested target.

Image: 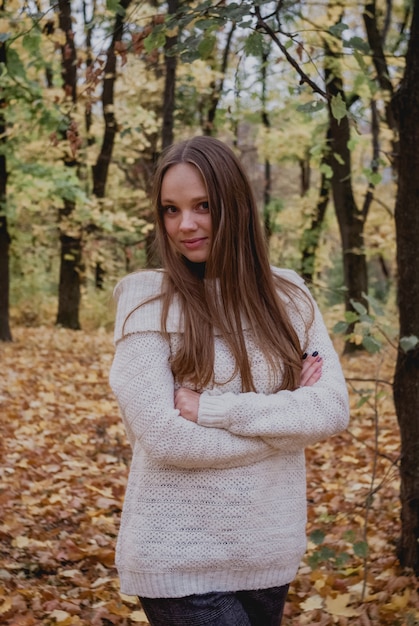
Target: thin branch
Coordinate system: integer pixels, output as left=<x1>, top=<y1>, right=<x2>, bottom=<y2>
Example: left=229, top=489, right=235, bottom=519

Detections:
left=345, top=376, right=393, bottom=386
left=253, top=5, right=328, bottom=99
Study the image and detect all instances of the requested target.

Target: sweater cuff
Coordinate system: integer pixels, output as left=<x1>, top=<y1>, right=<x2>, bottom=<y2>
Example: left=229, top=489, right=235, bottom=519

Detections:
left=198, top=392, right=232, bottom=429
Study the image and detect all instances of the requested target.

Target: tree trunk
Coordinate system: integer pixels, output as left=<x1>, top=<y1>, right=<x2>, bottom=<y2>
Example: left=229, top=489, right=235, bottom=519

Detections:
left=0, top=217, right=12, bottom=342
left=392, top=0, right=419, bottom=575
left=56, top=203, right=83, bottom=330
left=300, top=149, right=330, bottom=284
left=261, top=47, right=272, bottom=245
left=56, top=0, right=83, bottom=328
left=83, top=0, right=96, bottom=145
left=299, top=154, right=311, bottom=197
left=90, top=0, right=131, bottom=288
left=324, top=38, right=369, bottom=351
left=203, top=21, right=236, bottom=136
left=161, top=0, right=178, bottom=149
left=363, top=0, right=395, bottom=125
left=0, top=15, right=12, bottom=342
left=92, top=0, right=132, bottom=197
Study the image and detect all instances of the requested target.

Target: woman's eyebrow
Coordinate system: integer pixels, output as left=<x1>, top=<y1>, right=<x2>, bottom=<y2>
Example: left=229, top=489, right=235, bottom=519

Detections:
left=161, top=195, right=208, bottom=204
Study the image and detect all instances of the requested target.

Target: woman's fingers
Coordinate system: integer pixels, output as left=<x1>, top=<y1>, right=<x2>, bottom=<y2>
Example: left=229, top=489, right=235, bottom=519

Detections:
left=174, top=387, right=200, bottom=422
left=300, top=353, right=322, bottom=387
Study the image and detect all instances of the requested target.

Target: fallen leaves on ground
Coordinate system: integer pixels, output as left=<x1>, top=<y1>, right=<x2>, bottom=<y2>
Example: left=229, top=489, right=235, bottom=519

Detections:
left=0, top=327, right=418, bottom=625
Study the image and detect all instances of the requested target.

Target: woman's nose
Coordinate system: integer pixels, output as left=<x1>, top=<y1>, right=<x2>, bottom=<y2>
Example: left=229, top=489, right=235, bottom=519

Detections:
left=179, top=211, right=197, bottom=231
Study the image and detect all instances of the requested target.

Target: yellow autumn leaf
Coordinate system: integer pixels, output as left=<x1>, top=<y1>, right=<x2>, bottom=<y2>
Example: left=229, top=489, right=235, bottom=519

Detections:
left=300, top=594, right=323, bottom=611
left=61, top=569, right=82, bottom=579
left=48, top=609, right=72, bottom=623
left=12, top=536, right=30, bottom=548
left=352, top=333, right=364, bottom=345
left=130, top=609, right=150, bottom=623
left=0, top=597, right=13, bottom=615
left=325, top=593, right=362, bottom=617
left=105, top=600, right=132, bottom=617
left=0, top=18, right=10, bottom=34
left=91, top=576, right=114, bottom=589
left=383, top=588, right=410, bottom=611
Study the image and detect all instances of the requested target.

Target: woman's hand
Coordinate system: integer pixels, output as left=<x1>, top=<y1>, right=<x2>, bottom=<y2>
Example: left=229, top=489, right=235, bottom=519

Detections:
left=176, top=353, right=322, bottom=422
left=300, top=352, right=322, bottom=387
left=175, top=387, right=200, bottom=422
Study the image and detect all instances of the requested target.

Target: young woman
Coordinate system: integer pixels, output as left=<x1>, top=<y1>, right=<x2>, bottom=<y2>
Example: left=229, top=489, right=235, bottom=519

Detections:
left=109, top=136, right=349, bottom=626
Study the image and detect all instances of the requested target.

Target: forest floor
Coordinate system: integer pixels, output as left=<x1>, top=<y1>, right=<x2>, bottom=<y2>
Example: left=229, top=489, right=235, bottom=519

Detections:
left=0, top=326, right=418, bottom=626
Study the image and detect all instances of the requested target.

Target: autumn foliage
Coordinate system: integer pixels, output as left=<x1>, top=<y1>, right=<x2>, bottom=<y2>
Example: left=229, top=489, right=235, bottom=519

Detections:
left=1, top=327, right=418, bottom=625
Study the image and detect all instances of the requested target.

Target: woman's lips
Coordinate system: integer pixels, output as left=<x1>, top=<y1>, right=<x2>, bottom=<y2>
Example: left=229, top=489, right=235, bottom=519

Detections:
left=182, top=238, right=208, bottom=249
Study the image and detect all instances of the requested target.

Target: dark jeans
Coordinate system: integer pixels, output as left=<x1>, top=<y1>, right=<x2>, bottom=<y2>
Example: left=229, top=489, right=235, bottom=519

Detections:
left=139, top=584, right=289, bottom=626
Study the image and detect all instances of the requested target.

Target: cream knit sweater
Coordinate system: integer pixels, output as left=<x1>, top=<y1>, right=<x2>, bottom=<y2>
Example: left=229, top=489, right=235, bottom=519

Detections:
left=109, top=267, right=349, bottom=598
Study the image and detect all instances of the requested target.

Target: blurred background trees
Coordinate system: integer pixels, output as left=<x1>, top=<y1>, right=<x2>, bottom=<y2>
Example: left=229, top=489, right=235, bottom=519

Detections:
left=0, top=0, right=403, bottom=336
left=1, top=0, right=419, bottom=573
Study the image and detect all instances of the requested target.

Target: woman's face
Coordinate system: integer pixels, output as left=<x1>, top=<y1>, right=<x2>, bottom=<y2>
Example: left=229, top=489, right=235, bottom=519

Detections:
left=161, top=163, right=213, bottom=264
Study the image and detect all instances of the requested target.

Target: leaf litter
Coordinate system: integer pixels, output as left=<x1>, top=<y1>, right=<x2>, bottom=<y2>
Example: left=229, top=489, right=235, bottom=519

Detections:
left=0, top=327, right=418, bottom=625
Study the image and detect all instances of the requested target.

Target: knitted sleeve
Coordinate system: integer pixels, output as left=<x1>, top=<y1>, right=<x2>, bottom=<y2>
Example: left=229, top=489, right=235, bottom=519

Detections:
left=197, top=281, right=349, bottom=451
left=109, top=331, right=277, bottom=469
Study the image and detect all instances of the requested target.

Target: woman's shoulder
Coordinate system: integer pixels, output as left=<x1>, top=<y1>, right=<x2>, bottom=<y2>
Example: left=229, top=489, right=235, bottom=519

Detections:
left=270, top=266, right=314, bottom=321
left=113, top=269, right=170, bottom=342
left=114, top=269, right=165, bottom=303
left=270, top=266, right=305, bottom=288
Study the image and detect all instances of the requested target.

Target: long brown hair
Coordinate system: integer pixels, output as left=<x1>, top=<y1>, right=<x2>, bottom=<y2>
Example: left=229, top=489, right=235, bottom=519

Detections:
left=149, top=136, right=312, bottom=392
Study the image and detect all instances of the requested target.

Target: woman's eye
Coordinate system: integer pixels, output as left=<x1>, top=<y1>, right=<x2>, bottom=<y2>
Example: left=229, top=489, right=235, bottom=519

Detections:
left=198, top=201, right=209, bottom=211
left=163, top=205, right=177, bottom=215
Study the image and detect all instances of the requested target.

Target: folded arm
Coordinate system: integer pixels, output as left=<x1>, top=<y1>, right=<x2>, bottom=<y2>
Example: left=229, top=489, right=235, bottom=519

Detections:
left=109, top=331, right=278, bottom=469
left=195, top=300, right=349, bottom=451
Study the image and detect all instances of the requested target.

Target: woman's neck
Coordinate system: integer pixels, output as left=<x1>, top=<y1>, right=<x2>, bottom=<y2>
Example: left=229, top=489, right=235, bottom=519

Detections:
left=183, top=258, right=206, bottom=280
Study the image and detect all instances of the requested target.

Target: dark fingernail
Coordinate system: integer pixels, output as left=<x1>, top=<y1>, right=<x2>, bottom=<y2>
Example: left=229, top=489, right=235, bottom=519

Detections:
left=316, top=356, right=322, bottom=362
left=312, top=351, right=318, bottom=357
left=302, top=353, right=307, bottom=359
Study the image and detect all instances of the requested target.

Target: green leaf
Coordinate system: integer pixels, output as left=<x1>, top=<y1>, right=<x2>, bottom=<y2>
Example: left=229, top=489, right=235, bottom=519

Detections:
left=333, top=321, right=349, bottom=334
left=344, top=310, right=359, bottom=323
left=351, top=300, right=367, bottom=316
left=347, top=137, right=357, bottom=151
left=346, top=36, right=370, bottom=54
left=353, top=49, right=368, bottom=73
left=360, top=313, right=374, bottom=324
left=106, top=0, right=126, bottom=15
left=244, top=31, right=265, bottom=57
left=343, top=530, right=356, bottom=542
left=310, top=529, right=326, bottom=545
left=6, top=48, right=27, bottom=80
left=362, top=292, right=384, bottom=316
left=144, top=29, right=167, bottom=53
left=364, top=168, right=382, bottom=186
left=318, top=546, right=336, bottom=560
left=330, top=93, right=347, bottom=123
left=22, top=32, right=42, bottom=56
left=335, top=552, right=351, bottom=567
left=307, top=553, right=321, bottom=569
left=319, top=163, right=333, bottom=179
left=195, top=19, right=218, bottom=32
left=198, top=35, right=216, bottom=59
left=400, top=335, right=419, bottom=353
left=179, top=36, right=203, bottom=62
left=357, top=394, right=372, bottom=408
left=353, top=541, right=369, bottom=558
left=328, top=23, right=349, bottom=37
left=362, top=335, right=382, bottom=353
left=297, top=100, right=326, bottom=114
